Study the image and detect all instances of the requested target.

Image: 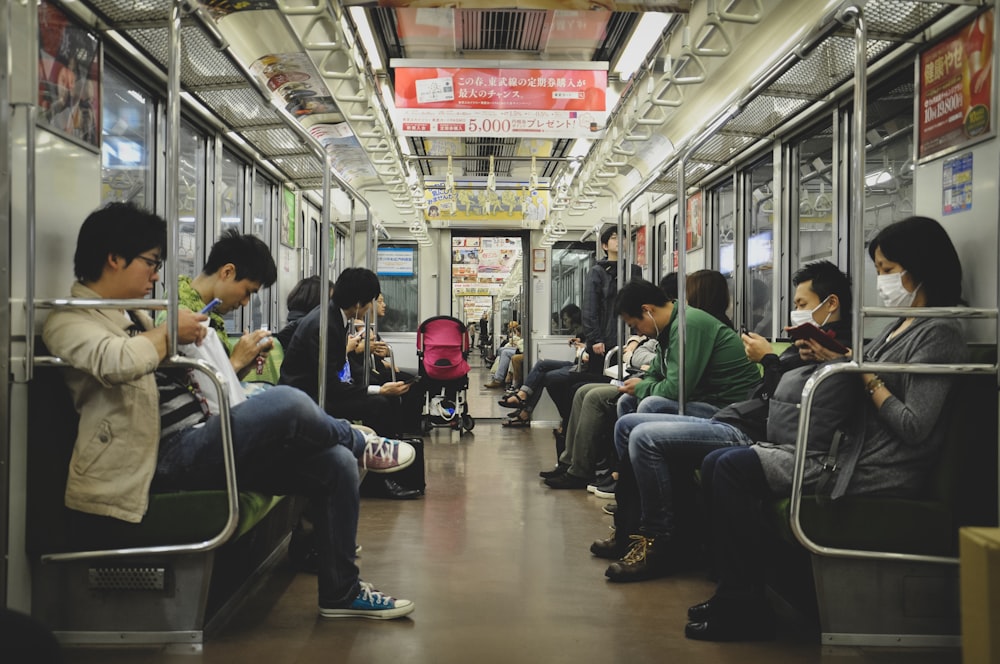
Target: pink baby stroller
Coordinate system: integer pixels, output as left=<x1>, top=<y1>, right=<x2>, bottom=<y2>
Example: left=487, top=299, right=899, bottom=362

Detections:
left=417, top=315, right=475, bottom=434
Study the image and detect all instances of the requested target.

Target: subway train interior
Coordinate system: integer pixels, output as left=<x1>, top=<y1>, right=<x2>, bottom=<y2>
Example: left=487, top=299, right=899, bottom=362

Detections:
left=3, top=0, right=1000, bottom=661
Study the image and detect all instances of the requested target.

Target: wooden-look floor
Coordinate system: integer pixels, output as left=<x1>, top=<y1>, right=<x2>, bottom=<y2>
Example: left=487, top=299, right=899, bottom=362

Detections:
left=62, top=357, right=962, bottom=664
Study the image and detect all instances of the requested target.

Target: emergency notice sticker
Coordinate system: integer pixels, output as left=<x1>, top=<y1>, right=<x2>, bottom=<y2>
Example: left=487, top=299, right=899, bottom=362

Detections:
left=416, top=76, right=454, bottom=104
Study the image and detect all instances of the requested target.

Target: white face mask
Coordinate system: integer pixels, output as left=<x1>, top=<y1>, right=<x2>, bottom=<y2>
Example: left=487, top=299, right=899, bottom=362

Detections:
left=789, top=296, right=831, bottom=328
left=877, top=271, right=919, bottom=308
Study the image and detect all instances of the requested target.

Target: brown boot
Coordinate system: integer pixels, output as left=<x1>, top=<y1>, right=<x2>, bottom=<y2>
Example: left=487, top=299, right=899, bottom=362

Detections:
left=605, top=534, right=674, bottom=583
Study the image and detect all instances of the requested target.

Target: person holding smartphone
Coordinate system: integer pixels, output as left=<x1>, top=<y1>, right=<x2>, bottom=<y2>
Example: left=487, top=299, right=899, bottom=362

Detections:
left=165, top=229, right=276, bottom=380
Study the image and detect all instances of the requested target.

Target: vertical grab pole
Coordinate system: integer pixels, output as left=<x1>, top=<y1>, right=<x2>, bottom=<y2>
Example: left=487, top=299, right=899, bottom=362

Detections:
left=676, top=156, right=688, bottom=415
left=362, top=208, right=373, bottom=386
left=848, top=4, right=866, bottom=363
left=617, top=205, right=629, bottom=381
left=318, top=154, right=332, bottom=412
left=22, top=103, right=37, bottom=380
left=166, top=0, right=183, bottom=356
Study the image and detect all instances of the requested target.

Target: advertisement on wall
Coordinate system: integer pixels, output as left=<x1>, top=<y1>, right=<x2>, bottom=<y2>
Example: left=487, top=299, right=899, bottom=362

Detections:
left=395, top=67, right=607, bottom=138
left=918, top=10, right=995, bottom=160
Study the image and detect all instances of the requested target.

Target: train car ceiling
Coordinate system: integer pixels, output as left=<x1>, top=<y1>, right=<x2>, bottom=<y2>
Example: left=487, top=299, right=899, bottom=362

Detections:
left=74, top=0, right=965, bottom=229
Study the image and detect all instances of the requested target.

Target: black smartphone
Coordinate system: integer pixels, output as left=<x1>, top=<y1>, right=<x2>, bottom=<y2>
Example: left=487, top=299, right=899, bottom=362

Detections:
left=739, top=326, right=749, bottom=336
left=786, top=323, right=850, bottom=354
left=403, top=376, right=422, bottom=385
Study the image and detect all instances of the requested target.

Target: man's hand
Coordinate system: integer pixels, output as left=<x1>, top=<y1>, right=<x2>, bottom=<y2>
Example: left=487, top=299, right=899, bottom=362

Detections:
left=742, top=331, right=773, bottom=363
left=176, top=309, right=208, bottom=345
left=592, top=342, right=606, bottom=356
left=379, top=381, right=410, bottom=396
left=618, top=376, right=643, bottom=396
left=797, top=338, right=851, bottom=362
left=346, top=335, right=363, bottom=354
left=230, top=328, right=273, bottom=373
left=371, top=340, right=389, bottom=357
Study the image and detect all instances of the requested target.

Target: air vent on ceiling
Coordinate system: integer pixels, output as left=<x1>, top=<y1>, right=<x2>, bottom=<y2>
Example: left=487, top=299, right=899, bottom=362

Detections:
left=458, top=10, right=547, bottom=53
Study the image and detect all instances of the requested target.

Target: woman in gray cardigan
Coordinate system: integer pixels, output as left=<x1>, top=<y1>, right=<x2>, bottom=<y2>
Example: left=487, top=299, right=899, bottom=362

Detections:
left=687, top=216, right=967, bottom=643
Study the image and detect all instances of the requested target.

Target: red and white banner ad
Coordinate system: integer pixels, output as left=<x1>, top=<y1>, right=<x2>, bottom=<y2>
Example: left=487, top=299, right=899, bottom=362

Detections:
left=395, top=67, right=607, bottom=138
left=918, top=10, right=994, bottom=159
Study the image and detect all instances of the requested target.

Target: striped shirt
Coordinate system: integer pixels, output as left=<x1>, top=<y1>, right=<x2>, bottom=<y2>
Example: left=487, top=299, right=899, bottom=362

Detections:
left=156, top=369, right=209, bottom=440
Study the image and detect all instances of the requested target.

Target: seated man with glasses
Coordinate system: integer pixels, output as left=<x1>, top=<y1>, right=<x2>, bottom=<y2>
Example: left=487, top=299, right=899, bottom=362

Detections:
left=43, top=203, right=417, bottom=620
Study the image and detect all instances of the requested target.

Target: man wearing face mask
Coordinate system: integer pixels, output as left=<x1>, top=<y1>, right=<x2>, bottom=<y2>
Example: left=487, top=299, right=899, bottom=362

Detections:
left=741, top=260, right=853, bottom=399
left=593, top=262, right=853, bottom=578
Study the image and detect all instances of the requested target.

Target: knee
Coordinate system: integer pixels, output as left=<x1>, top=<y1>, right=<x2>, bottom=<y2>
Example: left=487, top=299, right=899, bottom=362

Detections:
left=324, top=445, right=360, bottom=485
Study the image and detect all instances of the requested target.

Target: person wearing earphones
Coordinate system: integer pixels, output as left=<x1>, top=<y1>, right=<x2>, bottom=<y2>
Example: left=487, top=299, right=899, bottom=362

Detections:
left=594, top=264, right=854, bottom=580
left=545, top=279, right=757, bottom=492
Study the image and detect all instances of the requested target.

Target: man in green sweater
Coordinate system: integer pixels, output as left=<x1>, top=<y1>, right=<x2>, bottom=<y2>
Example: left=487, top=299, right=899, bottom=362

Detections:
left=172, top=230, right=277, bottom=380
left=546, top=279, right=759, bottom=490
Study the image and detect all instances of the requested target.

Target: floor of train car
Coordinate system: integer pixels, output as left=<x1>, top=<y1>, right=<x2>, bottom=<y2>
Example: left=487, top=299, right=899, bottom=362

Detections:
left=61, top=355, right=961, bottom=664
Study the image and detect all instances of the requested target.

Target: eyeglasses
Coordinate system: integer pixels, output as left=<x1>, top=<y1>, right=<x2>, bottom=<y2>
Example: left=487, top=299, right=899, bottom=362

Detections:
left=134, top=254, right=163, bottom=273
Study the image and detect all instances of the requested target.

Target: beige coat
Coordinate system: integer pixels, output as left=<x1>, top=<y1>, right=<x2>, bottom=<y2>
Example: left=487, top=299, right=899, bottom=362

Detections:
left=42, top=282, right=162, bottom=523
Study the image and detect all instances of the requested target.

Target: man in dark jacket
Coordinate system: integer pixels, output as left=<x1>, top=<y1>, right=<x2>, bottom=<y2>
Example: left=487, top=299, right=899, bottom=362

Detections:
left=583, top=226, right=643, bottom=373
left=281, top=268, right=422, bottom=436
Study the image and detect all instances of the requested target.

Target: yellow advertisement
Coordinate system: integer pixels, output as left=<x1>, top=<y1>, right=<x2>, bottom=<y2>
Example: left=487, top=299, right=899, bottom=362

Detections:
left=423, top=187, right=550, bottom=222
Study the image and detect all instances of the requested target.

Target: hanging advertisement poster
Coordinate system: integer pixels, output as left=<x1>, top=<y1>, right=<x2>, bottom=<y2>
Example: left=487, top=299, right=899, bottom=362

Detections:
left=918, top=10, right=995, bottom=160
left=281, top=189, right=296, bottom=247
left=686, top=191, right=704, bottom=252
left=38, top=0, right=101, bottom=149
left=635, top=226, right=648, bottom=267
left=395, top=67, right=607, bottom=139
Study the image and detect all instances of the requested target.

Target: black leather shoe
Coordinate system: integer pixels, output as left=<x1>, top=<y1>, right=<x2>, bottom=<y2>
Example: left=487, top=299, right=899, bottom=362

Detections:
left=539, top=463, right=569, bottom=479
left=590, top=533, right=624, bottom=560
left=684, top=601, right=775, bottom=642
left=687, top=597, right=716, bottom=622
left=382, top=478, right=422, bottom=500
left=544, top=472, right=590, bottom=489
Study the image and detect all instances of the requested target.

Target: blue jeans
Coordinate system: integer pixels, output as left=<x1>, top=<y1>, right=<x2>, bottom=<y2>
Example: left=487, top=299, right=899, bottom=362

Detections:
left=620, top=415, right=752, bottom=538
left=155, top=385, right=365, bottom=607
left=520, top=359, right=571, bottom=395
left=493, top=347, right=519, bottom=381
left=701, top=447, right=772, bottom=601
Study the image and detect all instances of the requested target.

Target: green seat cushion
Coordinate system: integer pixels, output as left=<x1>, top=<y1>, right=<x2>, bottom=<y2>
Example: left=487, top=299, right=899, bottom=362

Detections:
left=141, top=490, right=287, bottom=544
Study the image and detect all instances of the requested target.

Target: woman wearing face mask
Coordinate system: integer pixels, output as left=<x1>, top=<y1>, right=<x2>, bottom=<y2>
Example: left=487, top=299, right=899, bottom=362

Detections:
left=687, top=216, right=967, bottom=642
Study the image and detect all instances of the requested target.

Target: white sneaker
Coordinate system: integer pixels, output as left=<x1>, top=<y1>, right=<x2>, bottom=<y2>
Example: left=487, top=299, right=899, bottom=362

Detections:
left=362, top=433, right=416, bottom=473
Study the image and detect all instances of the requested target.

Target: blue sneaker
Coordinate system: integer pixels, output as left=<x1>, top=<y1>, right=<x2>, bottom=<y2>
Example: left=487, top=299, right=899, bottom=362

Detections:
left=319, top=582, right=414, bottom=620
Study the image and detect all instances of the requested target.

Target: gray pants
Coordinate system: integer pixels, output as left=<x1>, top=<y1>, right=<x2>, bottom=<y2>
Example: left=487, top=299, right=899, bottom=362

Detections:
left=559, top=383, right=622, bottom=479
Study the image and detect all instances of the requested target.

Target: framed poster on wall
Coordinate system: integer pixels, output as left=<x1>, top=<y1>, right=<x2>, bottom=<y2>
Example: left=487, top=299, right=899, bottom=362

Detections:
left=917, top=10, right=995, bottom=161
left=686, top=191, right=704, bottom=252
left=37, top=0, right=101, bottom=150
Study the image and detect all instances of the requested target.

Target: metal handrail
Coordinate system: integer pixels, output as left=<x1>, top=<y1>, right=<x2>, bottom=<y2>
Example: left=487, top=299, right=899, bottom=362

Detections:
left=787, top=359, right=997, bottom=566
left=39, top=355, right=240, bottom=563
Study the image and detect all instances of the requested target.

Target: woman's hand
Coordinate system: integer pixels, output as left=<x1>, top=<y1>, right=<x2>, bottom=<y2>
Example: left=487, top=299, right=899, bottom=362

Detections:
left=742, top=331, right=773, bottom=363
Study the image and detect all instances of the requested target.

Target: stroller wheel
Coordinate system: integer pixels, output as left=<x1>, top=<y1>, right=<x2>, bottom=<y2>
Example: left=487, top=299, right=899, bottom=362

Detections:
left=462, top=414, right=475, bottom=432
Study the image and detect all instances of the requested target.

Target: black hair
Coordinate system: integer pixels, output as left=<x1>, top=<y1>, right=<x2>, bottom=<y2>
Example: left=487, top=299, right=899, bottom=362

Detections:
left=615, top=280, right=668, bottom=318
left=599, top=225, right=618, bottom=247
left=286, top=275, right=334, bottom=314
left=659, top=272, right=678, bottom=300
left=559, top=303, right=582, bottom=324
left=204, top=229, right=277, bottom=287
left=687, top=269, right=732, bottom=327
left=868, top=216, right=963, bottom=306
left=332, top=267, right=381, bottom=310
left=792, top=260, right=853, bottom=314
left=74, top=203, right=167, bottom=283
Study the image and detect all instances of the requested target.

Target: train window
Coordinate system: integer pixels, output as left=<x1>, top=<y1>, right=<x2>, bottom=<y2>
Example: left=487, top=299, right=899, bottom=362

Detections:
left=219, top=149, right=246, bottom=333
left=859, top=68, right=916, bottom=337
left=249, top=172, right=275, bottom=332
left=793, top=118, right=835, bottom=265
left=177, top=121, right=205, bottom=282
left=746, top=156, right=775, bottom=337
left=101, top=63, right=153, bottom=207
left=550, top=241, right=594, bottom=334
left=711, top=177, right=736, bottom=278
left=377, top=243, right=419, bottom=332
